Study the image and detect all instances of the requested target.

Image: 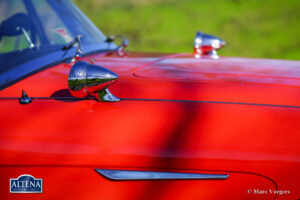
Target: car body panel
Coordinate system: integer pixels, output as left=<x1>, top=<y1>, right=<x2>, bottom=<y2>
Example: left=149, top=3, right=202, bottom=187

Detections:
left=0, top=0, right=299, bottom=198
left=1, top=52, right=300, bottom=108
left=0, top=84, right=299, bottom=198
left=0, top=167, right=276, bottom=200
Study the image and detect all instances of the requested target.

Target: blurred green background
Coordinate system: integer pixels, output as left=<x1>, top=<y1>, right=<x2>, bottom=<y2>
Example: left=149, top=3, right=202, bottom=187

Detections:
left=73, top=0, right=300, bottom=60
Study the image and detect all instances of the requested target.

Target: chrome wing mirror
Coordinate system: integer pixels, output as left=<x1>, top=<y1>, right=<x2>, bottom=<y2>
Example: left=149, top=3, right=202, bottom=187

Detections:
left=68, top=61, right=120, bottom=102
left=194, top=31, right=225, bottom=58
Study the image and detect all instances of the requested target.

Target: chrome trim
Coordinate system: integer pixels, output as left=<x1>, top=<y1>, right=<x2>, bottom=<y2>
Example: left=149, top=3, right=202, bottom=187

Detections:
left=63, top=35, right=84, bottom=63
left=95, top=88, right=120, bottom=102
left=194, top=31, right=225, bottom=58
left=106, top=35, right=129, bottom=56
left=95, top=169, right=229, bottom=181
left=116, top=36, right=129, bottom=56
left=68, top=61, right=119, bottom=102
left=74, top=38, right=83, bottom=61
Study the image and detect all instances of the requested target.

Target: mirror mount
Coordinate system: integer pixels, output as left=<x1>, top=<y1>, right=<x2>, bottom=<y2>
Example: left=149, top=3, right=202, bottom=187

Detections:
left=95, top=88, right=120, bottom=102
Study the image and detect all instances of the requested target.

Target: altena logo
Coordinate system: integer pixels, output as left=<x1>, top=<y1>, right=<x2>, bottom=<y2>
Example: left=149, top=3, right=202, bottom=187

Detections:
left=10, top=174, right=43, bottom=193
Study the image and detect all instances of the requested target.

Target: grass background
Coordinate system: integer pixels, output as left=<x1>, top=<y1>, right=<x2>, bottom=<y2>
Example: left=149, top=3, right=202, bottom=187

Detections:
left=74, top=0, right=300, bottom=60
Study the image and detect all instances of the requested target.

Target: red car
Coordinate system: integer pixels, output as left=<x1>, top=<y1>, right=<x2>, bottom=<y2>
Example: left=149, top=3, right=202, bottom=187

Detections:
left=0, top=0, right=299, bottom=199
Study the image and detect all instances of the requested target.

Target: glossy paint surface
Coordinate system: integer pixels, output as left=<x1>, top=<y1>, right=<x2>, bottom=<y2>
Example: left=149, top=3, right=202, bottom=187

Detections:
left=2, top=52, right=300, bottom=106
left=0, top=51, right=299, bottom=199
left=0, top=167, right=276, bottom=200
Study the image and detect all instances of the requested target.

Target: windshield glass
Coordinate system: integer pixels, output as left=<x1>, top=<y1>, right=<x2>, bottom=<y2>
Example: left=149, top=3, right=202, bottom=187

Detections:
left=0, top=0, right=106, bottom=73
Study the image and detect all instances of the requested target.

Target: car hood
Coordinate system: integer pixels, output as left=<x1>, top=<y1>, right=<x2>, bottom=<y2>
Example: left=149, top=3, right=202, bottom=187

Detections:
left=1, top=52, right=300, bottom=196
left=1, top=52, right=300, bottom=106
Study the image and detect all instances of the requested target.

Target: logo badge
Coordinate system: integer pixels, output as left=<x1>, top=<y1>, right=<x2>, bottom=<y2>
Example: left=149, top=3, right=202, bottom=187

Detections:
left=10, top=174, right=43, bottom=193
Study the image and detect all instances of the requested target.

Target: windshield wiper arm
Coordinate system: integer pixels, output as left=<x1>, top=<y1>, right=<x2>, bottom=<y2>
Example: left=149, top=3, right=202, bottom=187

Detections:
left=16, top=27, right=35, bottom=49
left=105, top=35, right=129, bottom=56
left=62, top=35, right=83, bottom=51
left=62, top=35, right=83, bottom=62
